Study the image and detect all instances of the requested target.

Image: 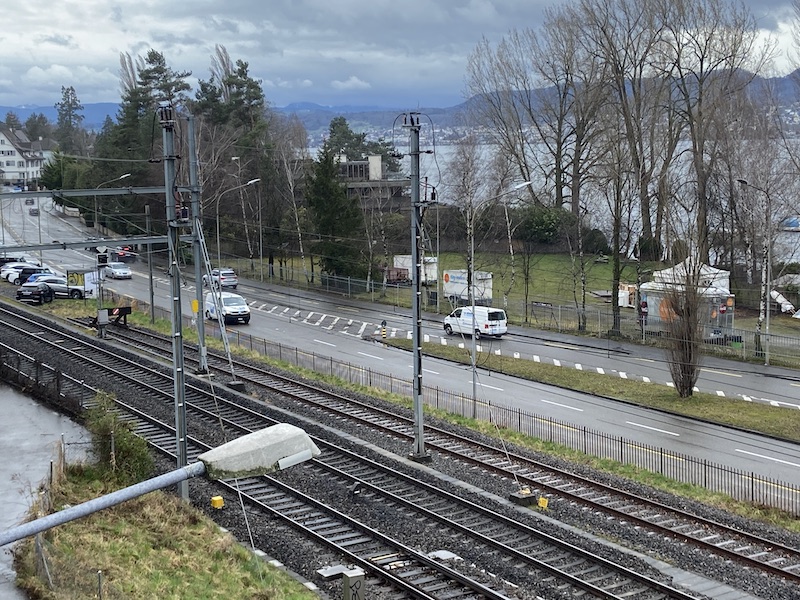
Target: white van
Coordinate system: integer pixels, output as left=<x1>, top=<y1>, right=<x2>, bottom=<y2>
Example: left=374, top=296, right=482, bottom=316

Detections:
left=204, top=291, right=251, bottom=324
left=443, top=306, right=507, bottom=339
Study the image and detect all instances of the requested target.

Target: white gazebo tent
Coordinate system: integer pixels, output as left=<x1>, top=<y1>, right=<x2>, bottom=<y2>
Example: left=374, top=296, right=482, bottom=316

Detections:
left=639, top=259, right=736, bottom=339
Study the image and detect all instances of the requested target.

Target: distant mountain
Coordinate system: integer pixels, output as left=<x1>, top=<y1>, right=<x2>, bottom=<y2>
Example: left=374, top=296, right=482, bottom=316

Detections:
left=4, top=69, right=796, bottom=138
left=0, top=102, right=120, bottom=131
left=0, top=101, right=467, bottom=136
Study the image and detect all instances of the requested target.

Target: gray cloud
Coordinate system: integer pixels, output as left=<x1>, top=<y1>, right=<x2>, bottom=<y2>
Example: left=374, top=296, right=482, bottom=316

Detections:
left=3, top=0, right=798, bottom=109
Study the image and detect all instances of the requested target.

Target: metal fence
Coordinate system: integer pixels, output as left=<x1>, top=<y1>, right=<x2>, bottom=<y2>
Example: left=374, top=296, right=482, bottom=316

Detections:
left=172, top=311, right=797, bottom=516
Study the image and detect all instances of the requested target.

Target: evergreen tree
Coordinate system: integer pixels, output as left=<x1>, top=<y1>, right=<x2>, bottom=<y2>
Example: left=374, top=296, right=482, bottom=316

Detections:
left=325, top=116, right=401, bottom=173
left=54, top=85, right=85, bottom=154
left=306, top=146, right=366, bottom=276
left=4, top=112, right=22, bottom=130
left=24, top=113, right=53, bottom=140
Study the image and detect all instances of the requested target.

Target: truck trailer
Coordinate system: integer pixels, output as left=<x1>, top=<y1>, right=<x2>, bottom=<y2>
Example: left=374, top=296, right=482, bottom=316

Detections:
left=442, top=269, right=493, bottom=306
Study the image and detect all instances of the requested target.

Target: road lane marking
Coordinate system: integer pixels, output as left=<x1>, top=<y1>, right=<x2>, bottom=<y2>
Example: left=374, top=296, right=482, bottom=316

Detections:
left=338, top=306, right=360, bottom=313
left=409, top=367, right=441, bottom=375
left=314, top=339, right=336, bottom=347
left=626, top=421, right=680, bottom=436
left=540, top=399, right=583, bottom=411
left=543, top=342, right=581, bottom=350
left=358, top=351, right=383, bottom=360
left=469, top=381, right=503, bottom=391
left=735, top=449, right=800, bottom=468
left=700, top=368, right=742, bottom=377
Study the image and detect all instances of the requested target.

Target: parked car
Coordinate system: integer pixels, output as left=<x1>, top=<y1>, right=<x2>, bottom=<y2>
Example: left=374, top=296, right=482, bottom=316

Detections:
left=13, top=266, right=54, bottom=286
left=204, top=291, right=250, bottom=324
left=1, top=262, right=39, bottom=282
left=34, top=275, right=91, bottom=299
left=24, top=198, right=35, bottom=206
left=16, top=281, right=55, bottom=305
left=28, top=207, right=39, bottom=216
left=104, top=261, right=132, bottom=279
left=202, top=268, right=238, bottom=289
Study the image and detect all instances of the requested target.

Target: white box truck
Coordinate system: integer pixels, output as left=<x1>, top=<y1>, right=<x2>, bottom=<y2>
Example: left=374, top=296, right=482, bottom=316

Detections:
left=393, top=255, right=438, bottom=285
left=442, top=270, right=493, bottom=305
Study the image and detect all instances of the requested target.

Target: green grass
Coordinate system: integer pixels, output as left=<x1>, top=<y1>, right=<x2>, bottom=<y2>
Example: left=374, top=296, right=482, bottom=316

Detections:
left=14, top=469, right=318, bottom=599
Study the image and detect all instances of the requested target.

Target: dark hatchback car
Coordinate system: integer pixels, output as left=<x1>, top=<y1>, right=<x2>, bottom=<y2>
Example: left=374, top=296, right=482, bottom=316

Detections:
left=16, top=282, right=55, bottom=305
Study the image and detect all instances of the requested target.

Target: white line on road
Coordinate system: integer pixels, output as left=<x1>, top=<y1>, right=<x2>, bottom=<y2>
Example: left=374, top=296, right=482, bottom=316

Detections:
left=358, top=351, right=383, bottom=360
left=409, top=366, right=440, bottom=375
left=700, top=368, right=742, bottom=377
left=735, top=449, right=800, bottom=467
left=540, top=399, right=583, bottom=411
left=470, top=381, right=504, bottom=391
left=626, top=421, right=680, bottom=436
left=314, top=339, right=336, bottom=347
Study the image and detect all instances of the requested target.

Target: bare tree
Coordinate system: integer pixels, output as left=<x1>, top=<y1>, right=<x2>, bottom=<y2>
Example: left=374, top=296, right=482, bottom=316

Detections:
left=273, top=114, right=312, bottom=281
left=654, top=0, right=774, bottom=260
left=577, top=0, right=682, bottom=260
left=661, top=254, right=705, bottom=397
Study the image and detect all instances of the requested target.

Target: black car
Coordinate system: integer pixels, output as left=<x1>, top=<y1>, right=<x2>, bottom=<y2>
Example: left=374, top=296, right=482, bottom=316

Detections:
left=16, top=282, right=55, bottom=305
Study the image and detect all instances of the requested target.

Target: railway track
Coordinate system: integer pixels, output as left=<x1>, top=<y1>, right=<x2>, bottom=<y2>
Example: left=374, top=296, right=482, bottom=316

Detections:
left=0, top=307, right=796, bottom=597
left=101, top=323, right=800, bottom=592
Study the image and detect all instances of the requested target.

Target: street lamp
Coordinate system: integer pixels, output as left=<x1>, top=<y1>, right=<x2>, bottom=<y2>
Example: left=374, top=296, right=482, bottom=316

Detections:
left=737, top=178, right=772, bottom=365
left=0, top=423, right=320, bottom=547
left=216, top=178, right=260, bottom=266
left=467, top=181, right=532, bottom=418
left=94, top=173, right=131, bottom=233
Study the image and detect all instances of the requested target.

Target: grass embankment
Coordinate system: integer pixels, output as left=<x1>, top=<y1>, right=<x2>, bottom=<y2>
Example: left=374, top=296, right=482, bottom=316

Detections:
left=13, top=393, right=317, bottom=599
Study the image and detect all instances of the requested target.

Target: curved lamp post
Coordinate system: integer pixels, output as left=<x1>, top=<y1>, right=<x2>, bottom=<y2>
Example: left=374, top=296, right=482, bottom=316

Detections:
left=216, top=178, right=260, bottom=265
left=737, top=178, right=772, bottom=365
left=467, top=180, right=532, bottom=418
left=94, top=173, right=131, bottom=233
left=0, top=423, right=320, bottom=547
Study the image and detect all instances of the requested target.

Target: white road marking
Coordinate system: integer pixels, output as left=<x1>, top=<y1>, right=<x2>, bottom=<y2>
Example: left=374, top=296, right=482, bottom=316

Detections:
left=735, top=449, right=800, bottom=468
left=470, top=381, right=503, bottom=391
left=314, top=339, right=336, bottom=347
left=701, top=368, right=742, bottom=378
left=626, top=421, right=680, bottom=436
left=358, top=351, right=383, bottom=360
left=540, top=399, right=583, bottom=411
left=544, top=342, right=581, bottom=350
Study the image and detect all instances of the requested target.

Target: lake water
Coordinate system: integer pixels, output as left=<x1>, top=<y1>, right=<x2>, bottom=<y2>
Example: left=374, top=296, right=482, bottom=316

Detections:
left=0, top=386, right=89, bottom=600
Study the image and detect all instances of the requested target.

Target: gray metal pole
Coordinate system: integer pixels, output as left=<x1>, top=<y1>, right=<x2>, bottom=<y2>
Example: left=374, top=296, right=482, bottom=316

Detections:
left=186, top=114, right=208, bottom=373
left=145, top=204, right=155, bottom=324
left=159, top=103, right=189, bottom=500
left=405, top=114, right=428, bottom=461
left=0, top=463, right=205, bottom=547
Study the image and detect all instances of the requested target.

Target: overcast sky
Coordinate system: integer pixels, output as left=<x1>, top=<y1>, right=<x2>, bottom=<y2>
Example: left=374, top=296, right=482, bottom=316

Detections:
left=3, top=0, right=799, bottom=110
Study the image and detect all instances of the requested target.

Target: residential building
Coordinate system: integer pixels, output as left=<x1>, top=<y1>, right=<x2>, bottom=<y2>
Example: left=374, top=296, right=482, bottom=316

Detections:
left=0, top=125, right=57, bottom=190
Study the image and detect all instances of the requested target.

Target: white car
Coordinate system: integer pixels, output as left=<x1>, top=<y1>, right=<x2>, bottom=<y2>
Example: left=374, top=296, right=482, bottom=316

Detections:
left=34, top=275, right=92, bottom=299
left=104, top=262, right=132, bottom=279
left=2, top=262, right=41, bottom=283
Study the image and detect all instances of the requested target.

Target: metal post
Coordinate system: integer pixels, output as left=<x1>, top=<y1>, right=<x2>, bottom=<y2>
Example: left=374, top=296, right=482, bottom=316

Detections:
left=145, top=204, right=155, bottom=324
left=186, top=114, right=208, bottom=373
left=159, top=102, right=189, bottom=500
left=258, top=182, right=263, bottom=282
left=765, top=192, right=772, bottom=366
left=405, top=113, right=429, bottom=461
